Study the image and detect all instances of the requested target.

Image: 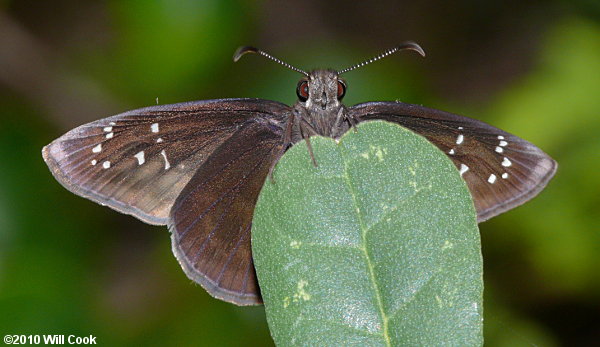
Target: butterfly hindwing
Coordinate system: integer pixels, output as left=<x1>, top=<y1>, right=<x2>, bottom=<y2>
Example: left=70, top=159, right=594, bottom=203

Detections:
left=169, top=118, right=286, bottom=305
left=43, top=99, right=289, bottom=225
left=350, top=102, right=557, bottom=222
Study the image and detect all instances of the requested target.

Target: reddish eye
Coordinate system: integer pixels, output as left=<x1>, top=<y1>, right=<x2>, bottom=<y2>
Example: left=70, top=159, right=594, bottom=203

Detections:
left=337, top=80, right=346, bottom=100
left=296, top=81, right=309, bottom=102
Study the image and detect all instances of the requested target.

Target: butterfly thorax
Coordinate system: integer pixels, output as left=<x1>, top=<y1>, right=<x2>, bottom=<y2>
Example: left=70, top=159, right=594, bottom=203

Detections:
left=291, top=69, right=350, bottom=141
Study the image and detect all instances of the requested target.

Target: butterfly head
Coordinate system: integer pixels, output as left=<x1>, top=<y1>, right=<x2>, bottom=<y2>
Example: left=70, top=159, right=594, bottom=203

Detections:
left=296, top=70, right=346, bottom=110
left=234, top=43, right=423, bottom=114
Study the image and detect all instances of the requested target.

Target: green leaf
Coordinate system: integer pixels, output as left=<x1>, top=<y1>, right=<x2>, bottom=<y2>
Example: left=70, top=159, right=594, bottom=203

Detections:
left=252, top=121, right=483, bottom=346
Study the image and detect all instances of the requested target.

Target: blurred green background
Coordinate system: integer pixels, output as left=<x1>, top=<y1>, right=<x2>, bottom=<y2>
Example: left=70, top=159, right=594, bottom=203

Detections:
left=1, top=0, right=598, bottom=346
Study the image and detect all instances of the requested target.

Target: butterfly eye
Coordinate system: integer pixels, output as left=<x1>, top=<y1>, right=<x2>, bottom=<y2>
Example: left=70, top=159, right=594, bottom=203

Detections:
left=296, top=81, right=309, bottom=102
left=337, top=80, right=346, bottom=100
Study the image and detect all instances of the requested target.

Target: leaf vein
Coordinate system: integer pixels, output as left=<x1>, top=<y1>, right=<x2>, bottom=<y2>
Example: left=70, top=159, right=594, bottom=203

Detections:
left=363, top=185, right=433, bottom=235
left=291, top=242, right=362, bottom=251
left=339, top=148, right=392, bottom=347
left=386, top=271, right=438, bottom=322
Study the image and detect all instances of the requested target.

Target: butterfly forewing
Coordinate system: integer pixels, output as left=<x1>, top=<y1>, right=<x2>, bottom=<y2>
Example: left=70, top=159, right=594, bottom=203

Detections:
left=350, top=102, right=557, bottom=222
left=43, top=99, right=289, bottom=225
left=170, top=119, right=285, bottom=305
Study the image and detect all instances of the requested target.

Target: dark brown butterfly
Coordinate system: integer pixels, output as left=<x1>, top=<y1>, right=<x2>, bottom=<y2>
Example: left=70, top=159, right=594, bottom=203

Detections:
left=42, top=42, right=557, bottom=305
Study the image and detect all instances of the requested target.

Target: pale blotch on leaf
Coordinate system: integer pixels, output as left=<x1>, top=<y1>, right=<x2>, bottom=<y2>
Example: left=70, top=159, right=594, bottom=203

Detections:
left=360, top=145, right=388, bottom=161
left=293, top=280, right=311, bottom=302
left=409, top=180, right=417, bottom=190
left=367, top=144, right=387, bottom=162
left=409, top=180, right=433, bottom=193
left=435, top=295, right=443, bottom=308
left=283, top=296, right=291, bottom=308
left=290, top=240, right=302, bottom=249
left=442, top=240, right=454, bottom=250
left=408, top=160, right=420, bottom=176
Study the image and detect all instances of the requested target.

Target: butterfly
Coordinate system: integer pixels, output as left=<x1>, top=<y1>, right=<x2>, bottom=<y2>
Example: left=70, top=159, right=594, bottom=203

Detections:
left=42, top=42, right=557, bottom=305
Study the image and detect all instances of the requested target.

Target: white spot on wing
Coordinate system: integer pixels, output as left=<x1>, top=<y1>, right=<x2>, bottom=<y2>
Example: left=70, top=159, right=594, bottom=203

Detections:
left=488, top=174, right=497, bottom=184
left=456, top=134, right=464, bottom=145
left=92, top=144, right=102, bottom=153
left=502, top=173, right=509, bottom=179
left=448, top=149, right=455, bottom=155
left=459, top=163, right=469, bottom=176
left=502, top=157, right=512, bottom=167
left=91, top=159, right=97, bottom=165
left=495, top=146, right=503, bottom=153
left=102, top=161, right=110, bottom=169
left=156, top=138, right=163, bottom=143
left=151, top=123, right=159, bottom=133
left=458, top=126, right=464, bottom=130
left=105, top=132, right=114, bottom=139
left=498, top=135, right=504, bottom=140
left=499, top=140, right=508, bottom=147
left=103, top=126, right=112, bottom=132
left=134, top=151, right=145, bottom=165
left=109, top=122, right=116, bottom=126
left=160, top=150, right=170, bottom=170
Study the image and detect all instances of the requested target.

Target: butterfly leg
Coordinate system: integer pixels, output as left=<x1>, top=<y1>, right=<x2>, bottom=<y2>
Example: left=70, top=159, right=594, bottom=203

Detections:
left=333, top=107, right=346, bottom=129
left=300, top=122, right=318, bottom=167
left=347, top=112, right=360, bottom=131
left=293, top=108, right=319, bottom=166
left=331, top=106, right=358, bottom=138
left=345, top=107, right=361, bottom=132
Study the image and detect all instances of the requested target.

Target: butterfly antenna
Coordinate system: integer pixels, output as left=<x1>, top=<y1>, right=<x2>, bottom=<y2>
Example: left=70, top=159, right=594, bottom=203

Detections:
left=337, top=41, right=426, bottom=75
left=234, top=46, right=309, bottom=77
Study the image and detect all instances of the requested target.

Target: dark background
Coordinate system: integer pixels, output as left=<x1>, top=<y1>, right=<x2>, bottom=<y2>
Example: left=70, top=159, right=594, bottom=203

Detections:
left=1, top=0, right=599, bottom=345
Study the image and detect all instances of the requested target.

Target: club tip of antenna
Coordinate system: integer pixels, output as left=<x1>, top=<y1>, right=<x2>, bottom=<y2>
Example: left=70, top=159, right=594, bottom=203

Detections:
left=401, top=41, right=426, bottom=57
left=233, top=46, right=259, bottom=62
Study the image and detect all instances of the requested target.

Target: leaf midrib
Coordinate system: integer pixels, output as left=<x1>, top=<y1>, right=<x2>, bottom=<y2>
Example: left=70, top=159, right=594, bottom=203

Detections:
left=339, top=147, right=391, bottom=347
